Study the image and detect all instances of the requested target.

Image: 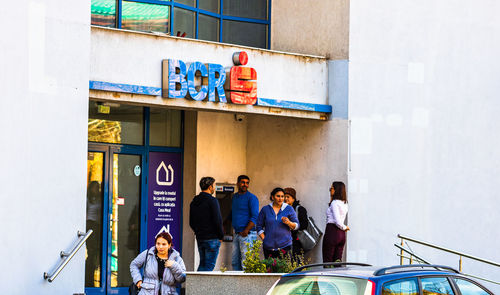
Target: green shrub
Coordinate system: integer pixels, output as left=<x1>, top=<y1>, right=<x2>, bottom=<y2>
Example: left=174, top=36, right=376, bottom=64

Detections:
left=242, top=241, right=310, bottom=273
left=242, top=240, right=267, bottom=273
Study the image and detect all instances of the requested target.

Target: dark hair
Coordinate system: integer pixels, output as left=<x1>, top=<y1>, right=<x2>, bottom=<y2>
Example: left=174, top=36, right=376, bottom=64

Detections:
left=155, top=231, right=173, bottom=245
left=269, top=187, right=285, bottom=201
left=331, top=181, right=347, bottom=203
left=284, top=187, right=296, bottom=201
left=237, top=175, right=250, bottom=183
left=199, top=176, right=215, bottom=190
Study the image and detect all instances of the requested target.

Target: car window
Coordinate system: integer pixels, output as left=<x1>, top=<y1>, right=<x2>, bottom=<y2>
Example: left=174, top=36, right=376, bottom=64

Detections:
left=453, top=278, right=489, bottom=295
left=421, top=277, right=454, bottom=295
left=382, top=278, right=419, bottom=295
left=268, top=275, right=369, bottom=295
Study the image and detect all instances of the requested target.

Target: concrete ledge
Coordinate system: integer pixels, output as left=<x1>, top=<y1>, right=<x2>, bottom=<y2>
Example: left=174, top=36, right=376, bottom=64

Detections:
left=185, top=271, right=284, bottom=295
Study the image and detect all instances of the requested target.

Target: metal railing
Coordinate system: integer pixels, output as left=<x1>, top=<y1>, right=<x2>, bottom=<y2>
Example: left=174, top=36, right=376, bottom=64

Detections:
left=396, top=234, right=500, bottom=286
left=44, top=230, right=93, bottom=283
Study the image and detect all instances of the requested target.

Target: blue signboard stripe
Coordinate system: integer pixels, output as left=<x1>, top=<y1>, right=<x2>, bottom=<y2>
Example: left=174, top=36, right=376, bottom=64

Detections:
left=256, top=97, right=332, bottom=113
left=89, top=80, right=162, bottom=96
left=89, top=80, right=332, bottom=113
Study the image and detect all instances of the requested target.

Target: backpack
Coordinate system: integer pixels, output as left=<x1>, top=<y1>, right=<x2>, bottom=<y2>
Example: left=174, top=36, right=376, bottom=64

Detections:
left=295, top=205, right=323, bottom=251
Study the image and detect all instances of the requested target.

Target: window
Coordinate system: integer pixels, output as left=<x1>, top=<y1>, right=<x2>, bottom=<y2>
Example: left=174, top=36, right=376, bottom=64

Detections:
left=268, top=276, right=369, bottom=295
left=382, top=278, right=419, bottom=295
left=149, top=109, right=182, bottom=147
left=91, top=0, right=116, bottom=27
left=421, top=277, right=454, bottom=295
left=88, top=101, right=144, bottom=145
left=90, top=0, right=270, bottom=49
left=453, top=278, right=490, bottom=295
left=122, top=2, right=169, bottom=33
left=88, top=102, right=183, bottom=148
left=222, top=20, right=267, bottom=48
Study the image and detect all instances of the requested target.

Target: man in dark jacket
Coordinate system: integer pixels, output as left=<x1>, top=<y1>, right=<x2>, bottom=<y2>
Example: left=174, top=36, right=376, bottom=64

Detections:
left=189, top=176, right=224, bottom=271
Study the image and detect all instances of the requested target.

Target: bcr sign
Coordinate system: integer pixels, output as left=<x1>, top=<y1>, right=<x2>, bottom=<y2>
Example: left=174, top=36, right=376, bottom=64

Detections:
left=161, top=51, right=257, bottom=105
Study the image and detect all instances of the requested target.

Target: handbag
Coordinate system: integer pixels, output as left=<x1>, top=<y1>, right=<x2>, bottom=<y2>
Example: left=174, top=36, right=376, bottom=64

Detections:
left=129, top=249, right=150, bottom=295
left=129, top=283, right=140, bottom=295
left=295, top=205, right=323, bottom=251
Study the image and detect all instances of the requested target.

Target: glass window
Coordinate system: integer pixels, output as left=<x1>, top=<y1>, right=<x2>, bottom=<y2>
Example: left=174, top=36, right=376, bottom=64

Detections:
left=382, top=278, right=419, bottom=295
left=198, top=14, right=219, bottom=42
left=453, top=278, right=489, bottom=295
left=199, top=0, right=219, bottom=13
left=91, top=0, right=116, bottom=27
left=85, top=153, right=104, bottom=287
left=88, top=101, right=144, bottom=145
left=173, top=7, right=195, bottom=38
left=175, top=0, right=195, bottom=7
left=150, top=109, right=182, bottom=147
left=421, top=277, right=454, bottom=295
left=223, top=0, right=268, bottom=20
left=268, top=275, right=369, bottom=295
left=223, top=20, right=267, bottom=48
left=122, top=1, right=169, bottom=33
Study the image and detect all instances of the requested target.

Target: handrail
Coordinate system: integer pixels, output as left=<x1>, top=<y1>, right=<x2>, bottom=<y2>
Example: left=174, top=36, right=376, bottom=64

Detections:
left=394, top=243, right=430, bottom=264
left=44, top=230, right=93, bottom=283
left=397, top=234, right=500, bottom=286
left=398, top=234, right=500, bottom=268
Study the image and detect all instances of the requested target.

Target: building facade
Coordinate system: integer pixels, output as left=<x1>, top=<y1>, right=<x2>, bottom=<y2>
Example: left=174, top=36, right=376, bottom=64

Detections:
left=1, top=0, right=498, bottom=294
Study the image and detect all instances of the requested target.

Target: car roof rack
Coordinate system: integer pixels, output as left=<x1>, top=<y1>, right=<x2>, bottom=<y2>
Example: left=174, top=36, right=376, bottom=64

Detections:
left=374, top=264, right=460, bottom=276
left=292, top=262, right=372, bottom=273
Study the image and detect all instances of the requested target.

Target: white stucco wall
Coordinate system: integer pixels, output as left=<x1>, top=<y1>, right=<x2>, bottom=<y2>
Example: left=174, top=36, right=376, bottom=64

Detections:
left=182, top=111, right=248, bottom=270
left=247, top=116, right=349, bottom=263
left=0, top=0, right=90, bottom=294
left=348, top=1, right=500, bottom=291
left=90, top=27, right=328, bottom=106
left=184, top=112, right=348, bottom=269
left=271, top=0, right=349, bottom=59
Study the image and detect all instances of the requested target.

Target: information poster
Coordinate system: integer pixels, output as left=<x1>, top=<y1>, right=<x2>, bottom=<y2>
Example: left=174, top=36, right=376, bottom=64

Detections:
left=147, top=152, right=182, bottom=249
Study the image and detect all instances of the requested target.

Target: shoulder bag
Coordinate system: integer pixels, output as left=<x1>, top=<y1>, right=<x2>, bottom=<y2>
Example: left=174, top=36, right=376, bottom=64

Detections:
left=295, top=205, right=323, bottom=251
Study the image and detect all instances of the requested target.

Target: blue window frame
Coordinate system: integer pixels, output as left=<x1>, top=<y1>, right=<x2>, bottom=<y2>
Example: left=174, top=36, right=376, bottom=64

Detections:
left=91, top=0, right=271, bottom=49
left=86, top=105, right=184, bottom=294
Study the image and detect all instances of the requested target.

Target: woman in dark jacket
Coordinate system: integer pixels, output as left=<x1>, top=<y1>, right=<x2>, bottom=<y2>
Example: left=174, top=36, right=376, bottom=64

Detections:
left=130, top=232, right=186, bottom=295
left=257, top=187, right=300, bottom=258
left=284, top=187, right=309, bottom=260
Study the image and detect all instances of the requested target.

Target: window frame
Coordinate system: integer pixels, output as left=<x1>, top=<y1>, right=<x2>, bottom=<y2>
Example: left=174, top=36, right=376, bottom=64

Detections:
left=418, top=276, right=456, bottom=295
left=380, top=277, right=420, bottom=295
left=95, top=0, right=272, bottom=49
left=449, top=276, right=494, bottom=295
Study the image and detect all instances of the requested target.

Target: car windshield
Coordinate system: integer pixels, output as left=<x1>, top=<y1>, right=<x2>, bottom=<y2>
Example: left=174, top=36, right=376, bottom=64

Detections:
left=268, top=275, right=369, bottom=295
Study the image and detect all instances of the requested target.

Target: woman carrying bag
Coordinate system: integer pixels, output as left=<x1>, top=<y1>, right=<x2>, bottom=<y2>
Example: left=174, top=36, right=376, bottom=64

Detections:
left=284, top=187, right=309, bottom=259
left=130, top=232, right=186, bottom=295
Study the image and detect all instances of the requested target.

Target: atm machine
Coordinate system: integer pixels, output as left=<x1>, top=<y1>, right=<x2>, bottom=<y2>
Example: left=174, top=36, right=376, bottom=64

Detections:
left=214, top=183, right=236, bottom=269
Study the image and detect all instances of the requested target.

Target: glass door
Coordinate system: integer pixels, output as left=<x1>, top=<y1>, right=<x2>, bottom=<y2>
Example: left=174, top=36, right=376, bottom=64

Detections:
left=86, top=146, right=144, bottom=295
left=86, top=151, right=106, bottom=290
left=108, top=151, right=142, bottom=293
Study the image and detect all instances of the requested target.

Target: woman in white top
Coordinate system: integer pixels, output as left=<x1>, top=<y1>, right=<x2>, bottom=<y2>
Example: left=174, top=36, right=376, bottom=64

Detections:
left=322, top=181, right=350, bottom=263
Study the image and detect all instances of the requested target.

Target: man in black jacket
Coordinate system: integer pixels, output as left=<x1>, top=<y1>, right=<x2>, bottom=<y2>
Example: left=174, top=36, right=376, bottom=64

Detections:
left=189, top=177, right=224, bottom=271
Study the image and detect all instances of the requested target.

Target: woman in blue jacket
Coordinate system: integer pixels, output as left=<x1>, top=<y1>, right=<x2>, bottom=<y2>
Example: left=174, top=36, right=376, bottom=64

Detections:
left=257, top=187, right=299, bottom=258
left=130, top=232, right=186, bottom=295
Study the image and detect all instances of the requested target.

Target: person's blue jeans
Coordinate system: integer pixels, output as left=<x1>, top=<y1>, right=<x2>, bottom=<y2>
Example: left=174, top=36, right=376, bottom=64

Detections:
left=197, top=239, right=221, bottom=271
left=232, top=231, right=257, bottom=271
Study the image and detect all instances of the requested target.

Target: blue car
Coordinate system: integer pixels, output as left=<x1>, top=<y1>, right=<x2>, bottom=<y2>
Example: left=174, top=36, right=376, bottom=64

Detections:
left=266, top=263, right=494, bottom=295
